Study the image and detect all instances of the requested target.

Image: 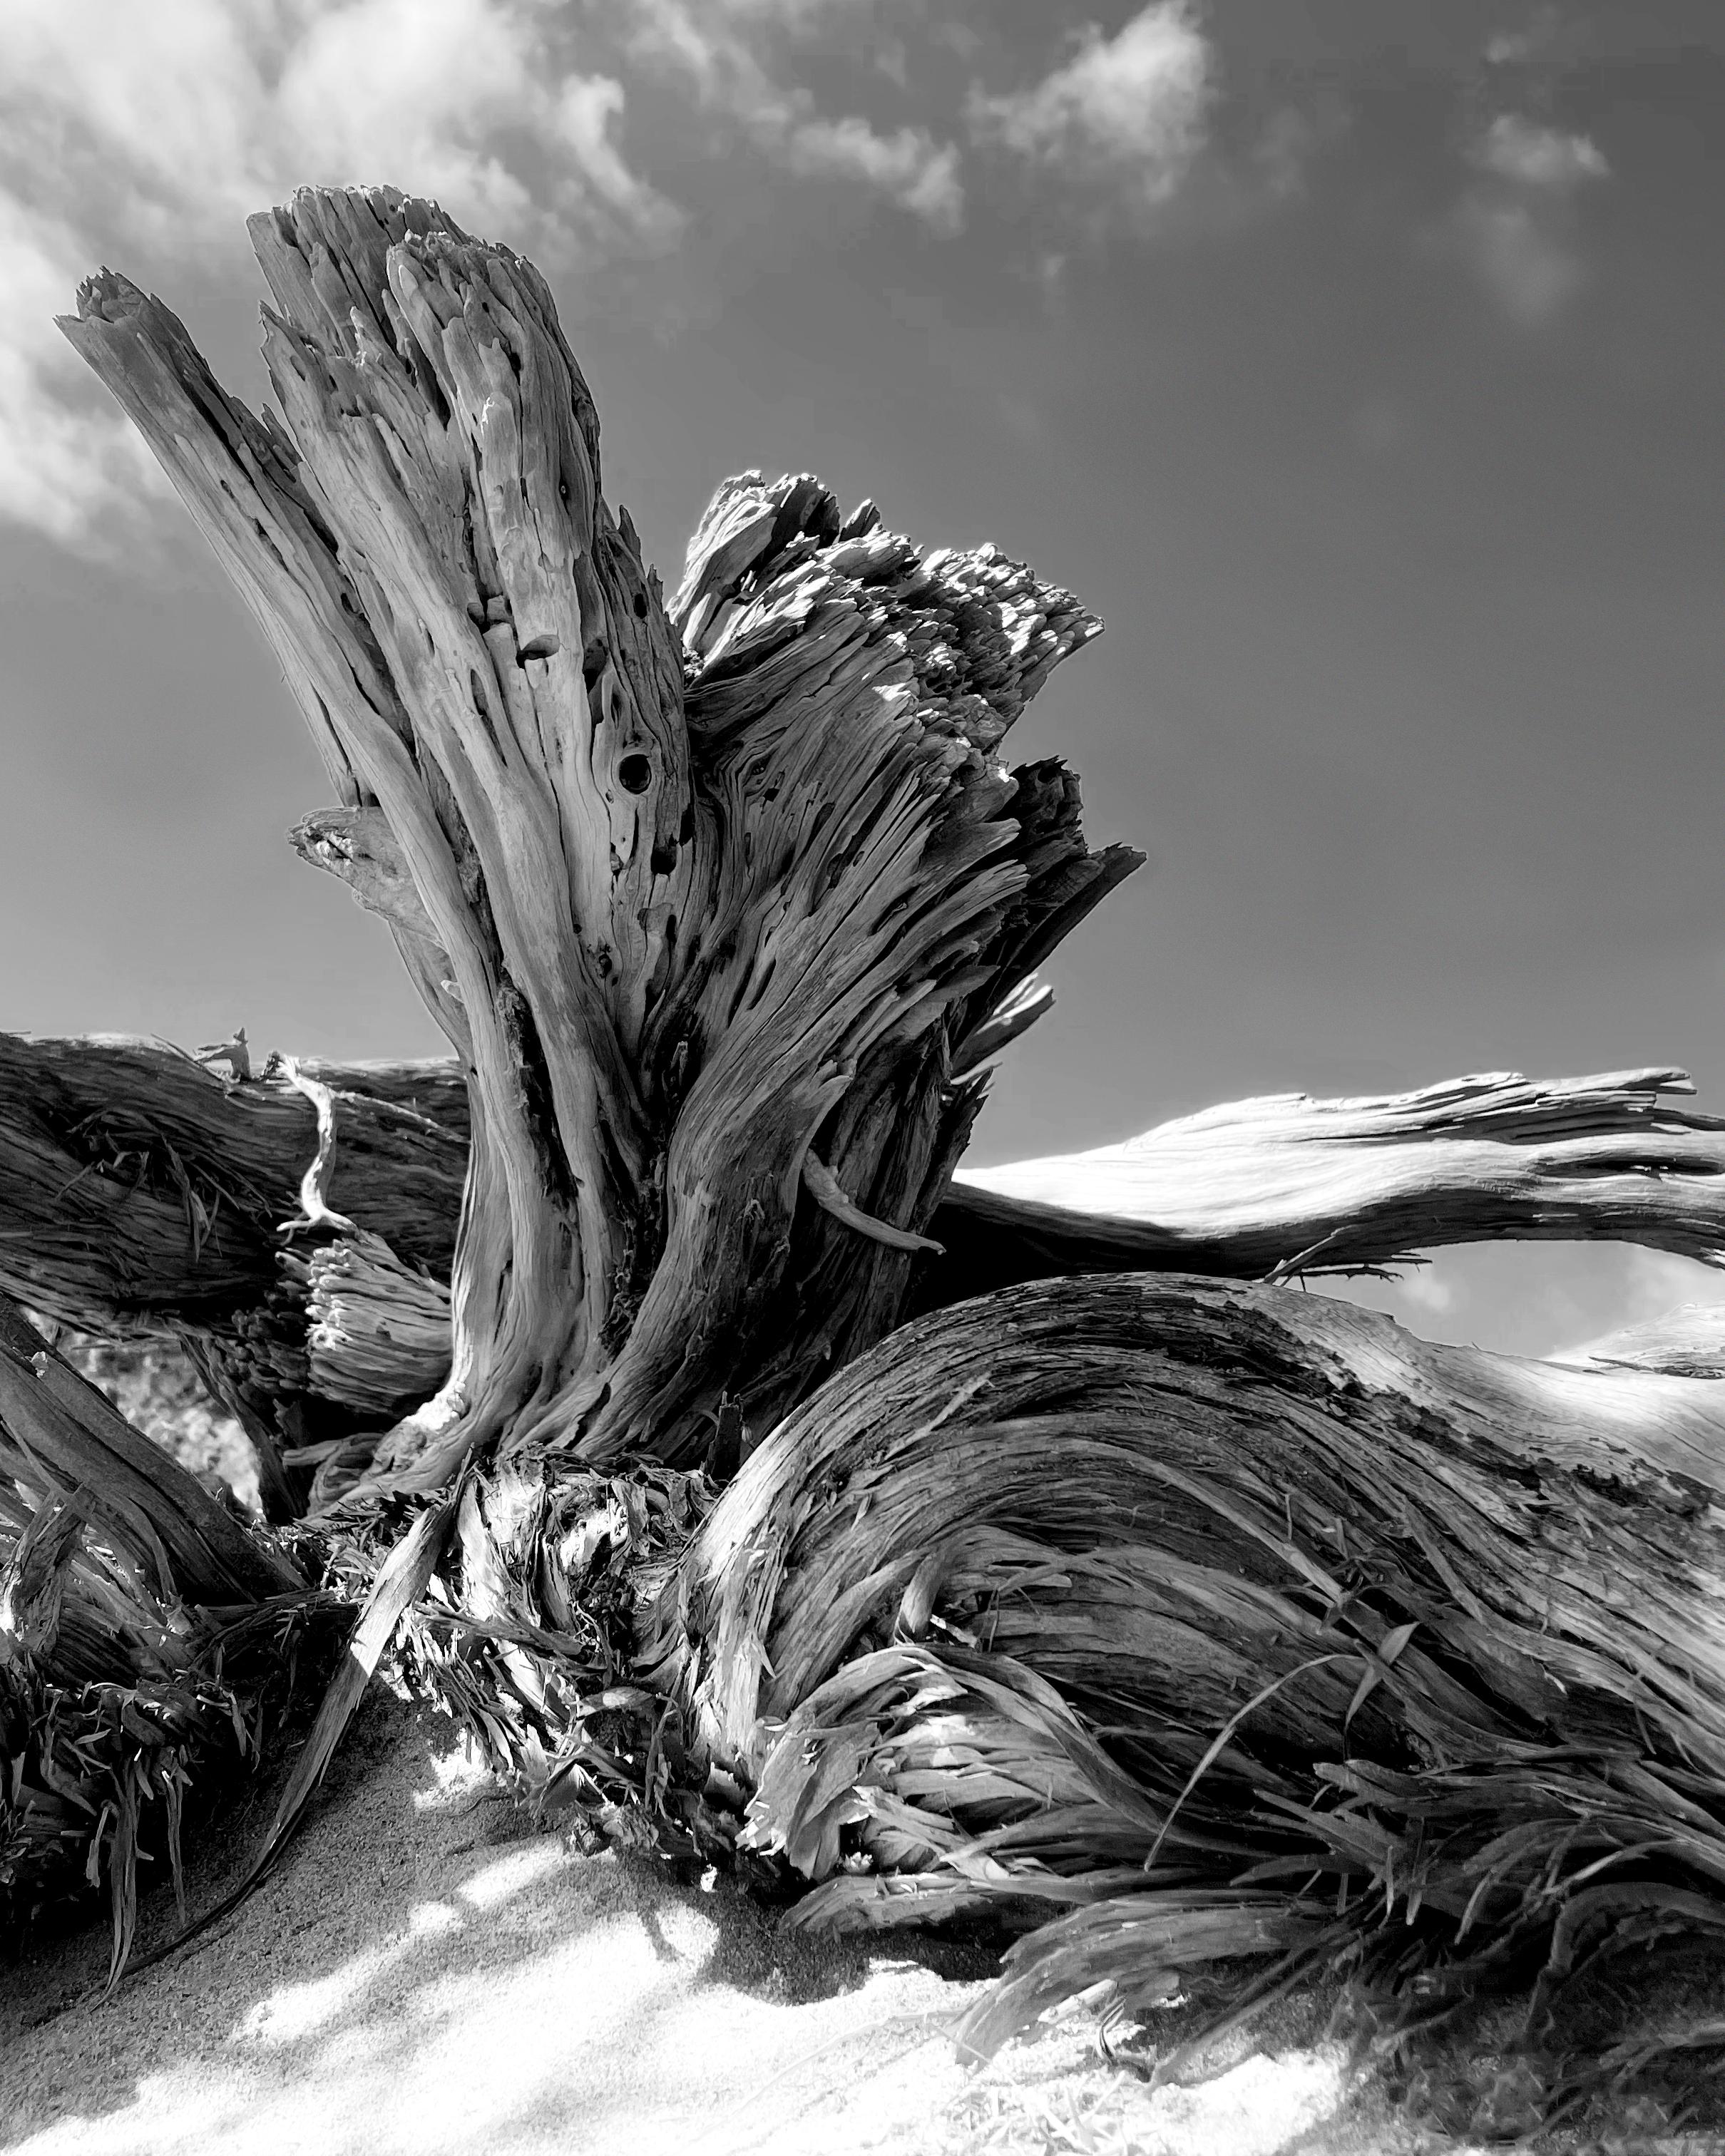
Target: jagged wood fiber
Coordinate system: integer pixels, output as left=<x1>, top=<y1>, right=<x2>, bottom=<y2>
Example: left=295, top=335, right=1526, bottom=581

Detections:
left=61, top=185, right=1131, bottom=1497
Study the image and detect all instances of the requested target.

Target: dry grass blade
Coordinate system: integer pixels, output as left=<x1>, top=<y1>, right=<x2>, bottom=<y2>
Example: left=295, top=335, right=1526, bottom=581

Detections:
left=0, top=1390, right=334, bottom=1977
left=1140, top=1653, right=1359, bottom=1874
left=130, top=1487, right=459, bottom=1967
left=951, top=1894, right=1335, bottom=2067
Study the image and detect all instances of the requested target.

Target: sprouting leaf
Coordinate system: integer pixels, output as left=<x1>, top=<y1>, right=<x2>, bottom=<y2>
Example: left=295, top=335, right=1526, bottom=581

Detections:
left=1346, top=1621, right=1418, bottom=1732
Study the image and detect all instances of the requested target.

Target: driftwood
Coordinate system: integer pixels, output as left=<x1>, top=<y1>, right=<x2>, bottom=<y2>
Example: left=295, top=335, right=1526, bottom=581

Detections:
left=946, top=1065, right=1725, bottom=1286
left=6, top=1037, right=1725, bottom=1483
left=60, top=192, right=1136, bottom=1499
left=647, top=1273, right=1725, bottom=2082
left=7, top=181, right=1725, bottom=2129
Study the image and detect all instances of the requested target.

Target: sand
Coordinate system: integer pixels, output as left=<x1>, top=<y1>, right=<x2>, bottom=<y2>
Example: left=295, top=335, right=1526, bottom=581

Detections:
left=0, top=1695, right=1450, bottom=2156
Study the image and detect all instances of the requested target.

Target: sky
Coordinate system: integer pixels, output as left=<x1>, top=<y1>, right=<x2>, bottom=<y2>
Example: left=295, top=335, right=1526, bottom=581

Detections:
left=3, top=0, right=1724, bottom=1358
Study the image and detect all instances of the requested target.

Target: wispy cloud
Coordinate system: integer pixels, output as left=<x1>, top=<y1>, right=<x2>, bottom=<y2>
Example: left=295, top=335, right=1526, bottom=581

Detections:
left=782, top=118, right=963, bottom=235
left=1483, top=8, right=1561, bottom=70
left=966, top=3, right=1213, bottom=216
left=1455, top=113, right=1610, bottom=328
left=626, top=0, right=965, bottom=234
left=0, top=197, right=170, bottom=549
left=0, top=0, right=680, bottom=550
left=1472, top=114, right=1607, bottom=192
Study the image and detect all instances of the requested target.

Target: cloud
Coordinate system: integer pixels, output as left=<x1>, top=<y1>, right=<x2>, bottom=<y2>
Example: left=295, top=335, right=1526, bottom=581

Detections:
left=966, top=2, right=1213, bottom=213
left=0, top=197, right=171, bottom=546
left=1471, top=114, right=1608, bottom=192
left=782, top=118, right=964, bottom=235
left=1453, top=112, right=1610, bottom=328
left=0, top=0, right=680, bottom=550
left=626, top=0, right=964, bottom=234
left=1455, top=198, right=1584, bottom=328
left=1483, top=8, right=1561, bottom=69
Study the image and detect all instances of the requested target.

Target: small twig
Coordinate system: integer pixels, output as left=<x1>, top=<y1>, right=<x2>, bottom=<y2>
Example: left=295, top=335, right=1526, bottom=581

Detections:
left=802, top=1151, right=944, bottom=1255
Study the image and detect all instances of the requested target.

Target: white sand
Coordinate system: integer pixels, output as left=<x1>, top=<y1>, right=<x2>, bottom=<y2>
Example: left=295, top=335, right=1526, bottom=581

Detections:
left=0, top=1698, right=1425, bottom=2156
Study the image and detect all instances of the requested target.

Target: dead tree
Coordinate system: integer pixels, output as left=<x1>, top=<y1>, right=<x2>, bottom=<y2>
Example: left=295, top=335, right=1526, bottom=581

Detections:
left=61, top=190, right=1157, bottom=1507
left=9, top=185, right=1725, bottom=2122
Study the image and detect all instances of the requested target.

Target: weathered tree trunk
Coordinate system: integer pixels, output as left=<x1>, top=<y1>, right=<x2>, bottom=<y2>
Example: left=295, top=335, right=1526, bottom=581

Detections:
left=61, top=188, right=1132, bottom=1498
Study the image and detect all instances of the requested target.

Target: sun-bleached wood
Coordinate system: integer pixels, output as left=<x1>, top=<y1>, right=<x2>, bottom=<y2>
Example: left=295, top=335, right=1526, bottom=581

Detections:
left=29, top=189, right=1725, bottom=2091
left=946, top=1067, right=1725, bottom=1287
left=62, top=186, right=1130, bottom=1489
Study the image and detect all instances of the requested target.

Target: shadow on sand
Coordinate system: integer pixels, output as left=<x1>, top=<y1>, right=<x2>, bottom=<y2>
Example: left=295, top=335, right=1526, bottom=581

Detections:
left=1, top=1695, right=1002, bottom=2156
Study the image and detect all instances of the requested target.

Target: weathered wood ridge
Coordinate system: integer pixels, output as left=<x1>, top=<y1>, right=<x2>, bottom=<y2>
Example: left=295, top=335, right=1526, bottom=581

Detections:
left=7, top=181, right=1725, bottom=2128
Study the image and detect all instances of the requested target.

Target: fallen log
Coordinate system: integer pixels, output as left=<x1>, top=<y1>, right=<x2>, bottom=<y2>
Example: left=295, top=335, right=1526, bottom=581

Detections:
left=648, top=1270, right=1725, bottom=2099
left=943, top=1064, right=1725, bottom=1288
left=0, top=1032, right=466, bottom=1332
left=6, top=1037, right=1725, bottom=1468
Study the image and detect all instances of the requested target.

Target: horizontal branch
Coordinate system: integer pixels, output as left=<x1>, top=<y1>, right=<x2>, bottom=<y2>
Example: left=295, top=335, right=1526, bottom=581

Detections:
left=10, top=1045, right=1725, bottom=1446
left=944, top=1067, right=1725, bottom=1290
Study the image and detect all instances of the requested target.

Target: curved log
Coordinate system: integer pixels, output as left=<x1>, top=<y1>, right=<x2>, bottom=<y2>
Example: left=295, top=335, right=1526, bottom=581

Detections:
left=648, top=1271, right=1725, bottom=2060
